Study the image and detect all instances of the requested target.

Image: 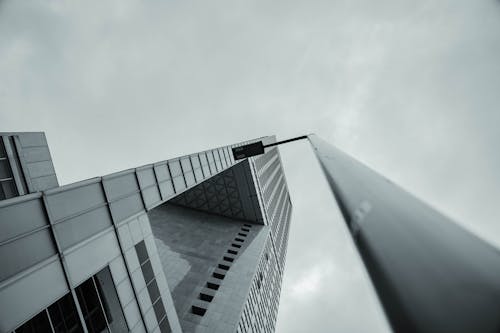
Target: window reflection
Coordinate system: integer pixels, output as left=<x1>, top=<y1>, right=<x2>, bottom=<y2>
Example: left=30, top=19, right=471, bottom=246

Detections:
left=94, top=268, right=128, bottom=332
left=75, top=278, right=109, bottom=333
left=47, top=293, right=84, bottom=333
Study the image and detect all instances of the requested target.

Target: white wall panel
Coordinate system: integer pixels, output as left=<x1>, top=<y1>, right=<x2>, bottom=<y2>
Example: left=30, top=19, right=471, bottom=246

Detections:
left=137, top=287, right=152, bottom=314
left=125, top=247, right=140, bottom=273
left=117, top=223, right=134, bottom=251
left=132, top=320, right=147, bottom=333
left=139, top=214, right=153, bottom=237
left=129, top=217, right=144, bottom=245
left=144, top=307, right=159, bottom=332
left=116, top=277, right=135, bottom=307
left=124, top=300, right=143, bottom=331
left=65, top=230, right=120, bottom=286
left=131, top=268, right=146, bottom=292
left=0, top=258, right=67, bottom=332
left=109, top=255, right=128, bottom=285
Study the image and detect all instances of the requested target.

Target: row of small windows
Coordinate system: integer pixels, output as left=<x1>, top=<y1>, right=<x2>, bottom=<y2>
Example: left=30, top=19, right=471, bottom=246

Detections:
left=0, top=137, right=25, bottom=200
left=237, top=239, right=282, bottom=333
left=253, top=148, right=278, bottom=174
left=13, top=266, right=126, bottom=333
left=135, top=241, right=171, bottom=333
left=191, top=223, right=253, bottom=317
left=13, top=241, right=176, bottom=333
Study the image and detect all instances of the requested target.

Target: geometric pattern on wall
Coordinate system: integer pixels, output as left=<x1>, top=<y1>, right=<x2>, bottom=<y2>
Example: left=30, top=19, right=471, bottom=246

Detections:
left=170, top=166, right=248, bottom=221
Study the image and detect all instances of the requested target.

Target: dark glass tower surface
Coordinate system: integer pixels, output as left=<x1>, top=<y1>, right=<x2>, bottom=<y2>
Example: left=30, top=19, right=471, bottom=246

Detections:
left=0, top=133, right=291, bottom=333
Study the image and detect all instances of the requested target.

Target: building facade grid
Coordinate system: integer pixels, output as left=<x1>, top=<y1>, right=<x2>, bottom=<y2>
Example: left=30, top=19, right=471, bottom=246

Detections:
left=0, top=133, right=291, bottom=333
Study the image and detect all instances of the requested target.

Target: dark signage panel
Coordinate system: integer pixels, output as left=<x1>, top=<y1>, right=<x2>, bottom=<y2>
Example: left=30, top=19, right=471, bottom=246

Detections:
left=232, top=142, right=265, bottom=160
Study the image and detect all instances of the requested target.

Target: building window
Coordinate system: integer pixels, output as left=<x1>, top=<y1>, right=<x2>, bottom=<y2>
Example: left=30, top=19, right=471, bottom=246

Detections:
left=94, top=268, right=128, bottom=332
left=13, top=292, right=84, bottom=333
left=47, top=293, right=83, bottom=333
left=15, top=309, right=52, bottom=333
left=75, top=277, right=109, bottom=333
left=75, top=266, right=128, bottom=333
left=134, top=240, right=171, bottom=333
left=0, top=139, right=18, bottom=200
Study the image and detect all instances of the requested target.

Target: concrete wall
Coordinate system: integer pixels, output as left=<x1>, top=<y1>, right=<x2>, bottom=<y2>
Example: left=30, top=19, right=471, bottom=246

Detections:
left=149, top=204, right=268, bottom=333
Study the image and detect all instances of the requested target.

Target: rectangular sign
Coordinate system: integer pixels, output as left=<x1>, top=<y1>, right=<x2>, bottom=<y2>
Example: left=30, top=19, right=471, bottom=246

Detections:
left=232, top=142, right=265, bottom=160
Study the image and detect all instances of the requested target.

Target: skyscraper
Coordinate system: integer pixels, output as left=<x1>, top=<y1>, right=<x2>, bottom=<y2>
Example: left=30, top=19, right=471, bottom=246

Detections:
left=0, top=132, right=291, bottom=333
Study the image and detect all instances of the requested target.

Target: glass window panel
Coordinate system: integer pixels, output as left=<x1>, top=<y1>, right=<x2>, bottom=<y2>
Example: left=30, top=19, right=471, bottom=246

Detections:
left=135, top=241, right=148, bottom=264
left=75, top=278, right=109, bottom=333
left=141, top=260, right=155, bottom=285
left=0, top=159, right=12, bottom=179
left=215, top=157, right=222, bottom=171
left=48, top=293, right=84, bottom=333
left=180, top=158, right=192, bottom=172
left=152, top=298, right=166, bottom=323
left=0, top=139, right=6, bottom=158
left=7, top=136, right=27, bottom=195
left=16, top=309, right=52, bottom=333
left=191, top=155, right=201, bottom=169
left=95, top=267, right=128, bottom=332
left=159, top=317, right=172, bottom=333
left=168, top=161, right=182, bottom=177
left=184, top=171, right=195, bottom=187
left=147, top=279, right=161, bottom=304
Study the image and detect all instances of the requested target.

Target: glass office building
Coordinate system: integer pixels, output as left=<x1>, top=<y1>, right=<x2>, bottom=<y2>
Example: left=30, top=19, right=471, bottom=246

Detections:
left=0, top=132, right=291, bottom=333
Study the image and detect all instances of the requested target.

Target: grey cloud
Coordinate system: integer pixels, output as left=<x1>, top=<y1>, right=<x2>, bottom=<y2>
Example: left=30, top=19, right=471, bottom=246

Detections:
left=1, top=0, right=500, bottom=331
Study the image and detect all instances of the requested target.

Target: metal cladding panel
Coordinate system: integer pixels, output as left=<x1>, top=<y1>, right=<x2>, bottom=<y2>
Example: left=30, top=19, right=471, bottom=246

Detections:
left=142, top=186, right=162, bottom=209
left=153, top=163, right=170, bottom=182
left=158, top=180, right=175, bottom=201
left=0, top=228, right=56, bottom=281
left=26, top=160, right=55, bottom=179
left=45, top=180, right=106, bottom=222
left=309, top=134, right=500, bottom=333
left=0, top=258, right=68, bottom=333
left=16, top=132, right=47, bottom=147
left=137, top=166, right=157, bottom=189
left=20, top=146, right=51, bottom=163
left=172, top=176, right=186, bottom=193
left=0, top=195, right=48, bottom=243
left=54, top=206, right=113, bottom=250
left=109, top=193, right=144, bottom=223
left=14, top=132, right=59, bottom=192
left=103, top=170, right=140, bottom=201
left=64, top=229, right=121, bottom=287
left=30, top=175, right=59, bottom=193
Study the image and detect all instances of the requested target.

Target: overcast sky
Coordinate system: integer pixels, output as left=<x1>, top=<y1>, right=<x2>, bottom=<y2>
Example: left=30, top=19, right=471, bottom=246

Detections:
left=1, top=0, right=500, bottom=332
